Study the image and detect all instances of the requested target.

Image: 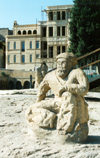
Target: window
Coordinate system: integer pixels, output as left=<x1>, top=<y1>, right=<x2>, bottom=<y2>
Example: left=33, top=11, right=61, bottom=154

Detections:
left=21, top=41, right=25, bottom=51
left=8, top=42, right=10, bottom=50
left=28, top=30, right=32, bottom=34
left=14, top=42, right=16, bottom=50
left=57, top=26, right=60, bottom=36
left=57, top=46, right=60, bottom=55
left=62, top=46, right=66, bottom=53
left=33, top=30, right=37, bottom=34
left=49, top=12, right=53, bottom=21
left=49, top=46, right=53, bottom=58
left=18, top=30, right=21, bottom=35
left=49, top=27, right=53, bottom=37
left=14, top=55, right=16, bottom=63
left=41, top=52, right=47, bottom=58
left=30, top=41, right=32, bottom=49
left=41, top=41, right=47, bottom=50
left=36, top=54, right=40, bottom=59
left=21, top=55, right=25, bottom=63
left=62, top=11, right=66, bottom=20
left=23, top=30, right=26, bottom=34
left=36, top=41, right=39, bottom=49
left=62, top=26, right=65, bottom=36
left=8, top=55, right=10, bottom=63
left=57, top=11, right=60, bottom=20
left=30, top=54, right=32, bottom=63
left=42, top=27, right=46, bottom=37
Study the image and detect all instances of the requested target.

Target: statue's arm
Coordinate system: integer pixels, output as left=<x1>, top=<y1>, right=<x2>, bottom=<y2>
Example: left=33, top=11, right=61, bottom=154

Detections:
left=66, top=68, right=89, bottom=96
left=37, top=77, right=50, bottom=102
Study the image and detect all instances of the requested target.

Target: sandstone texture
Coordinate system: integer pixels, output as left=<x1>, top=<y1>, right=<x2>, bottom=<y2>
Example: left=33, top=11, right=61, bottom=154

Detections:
left=26, top=53, right=89, bottom=143
left=35, top=62, right=48, bottom=88
left=0, top=90, right=100, bottom=158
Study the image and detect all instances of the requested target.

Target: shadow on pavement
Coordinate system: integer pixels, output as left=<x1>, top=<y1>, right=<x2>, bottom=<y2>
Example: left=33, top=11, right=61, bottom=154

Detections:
left=86, top=135, right=100, bottom=144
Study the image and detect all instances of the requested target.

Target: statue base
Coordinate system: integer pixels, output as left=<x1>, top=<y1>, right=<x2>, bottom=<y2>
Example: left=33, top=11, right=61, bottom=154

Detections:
left=27, top=122, right=88, bottom=143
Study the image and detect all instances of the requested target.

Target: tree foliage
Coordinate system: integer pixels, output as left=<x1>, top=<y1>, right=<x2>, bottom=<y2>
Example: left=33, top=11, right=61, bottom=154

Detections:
left=69, top=0, right=100, bottom=56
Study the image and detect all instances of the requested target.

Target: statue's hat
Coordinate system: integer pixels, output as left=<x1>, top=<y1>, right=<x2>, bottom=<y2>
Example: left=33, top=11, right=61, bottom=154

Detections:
left=56, top=52, right=77, bottom=66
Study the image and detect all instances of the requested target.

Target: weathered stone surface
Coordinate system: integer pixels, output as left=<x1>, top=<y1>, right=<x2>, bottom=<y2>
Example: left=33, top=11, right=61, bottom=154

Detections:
left=0, top=91, right=100, bottom=158
left=35, top=62, right=48, bottom=88
left=26, top=52, right=89, bottom=143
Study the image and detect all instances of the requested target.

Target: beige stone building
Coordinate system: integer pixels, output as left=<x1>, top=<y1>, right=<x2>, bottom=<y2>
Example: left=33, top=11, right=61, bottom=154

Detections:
left=6, top=5, right=72, bottom=71
left=0, top=28, right=12, bottom=68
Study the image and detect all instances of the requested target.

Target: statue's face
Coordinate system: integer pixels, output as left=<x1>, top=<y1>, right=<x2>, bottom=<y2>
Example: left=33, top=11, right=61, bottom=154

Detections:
left=57, top=58, right=71, bottom=78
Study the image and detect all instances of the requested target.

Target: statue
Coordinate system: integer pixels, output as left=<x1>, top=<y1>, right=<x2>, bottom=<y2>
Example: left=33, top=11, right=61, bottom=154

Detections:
left=26, top=52, right=89, bottom=143
left=35, top=61, right=48, bottom=88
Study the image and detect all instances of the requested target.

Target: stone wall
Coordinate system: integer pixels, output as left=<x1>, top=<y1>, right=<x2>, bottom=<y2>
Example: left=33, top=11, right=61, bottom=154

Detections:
left=0, top=69, right=35, bottom=89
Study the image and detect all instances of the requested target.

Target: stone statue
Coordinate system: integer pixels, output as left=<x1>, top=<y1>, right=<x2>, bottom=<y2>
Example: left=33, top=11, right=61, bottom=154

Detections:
left=26, top=52, right=89, bottom=143
left=35, top=61, right=48, bottom=88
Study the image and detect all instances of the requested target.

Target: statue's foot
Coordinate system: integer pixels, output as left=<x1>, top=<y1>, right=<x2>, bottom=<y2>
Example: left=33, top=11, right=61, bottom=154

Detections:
left=58, top=123, right=89, bottom=143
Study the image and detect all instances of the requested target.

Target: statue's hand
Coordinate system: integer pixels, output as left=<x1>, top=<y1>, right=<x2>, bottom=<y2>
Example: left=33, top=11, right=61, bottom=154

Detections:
left=59, top=86, right=66, bottom=97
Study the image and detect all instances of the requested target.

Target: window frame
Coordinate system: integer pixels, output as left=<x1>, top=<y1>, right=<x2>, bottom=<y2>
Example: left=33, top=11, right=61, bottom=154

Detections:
left=57, top=11, right=60, bottom=20
left=30, top=41, right=32, bottom=49
left=62, top=46, right=66, bottom=53
left=49, top=27, right=53, bottom=37
left=36, top=41, right=39, bottom=49
left=30, top=54, right=32, bottom=63
left=57, top=26, right=60, bottom=36
left=49, top=46, right=53, bottom=58
left=21, top=41, right=25, bottom=52
left=62, top=26, right=66, bottom=36
left=62, top=11, right=66, bottom=20
left=57, top=46, right=60, bottom=55
left=14, top=42, right=16, bottom=50
left=49, top=12, right=53, bottom=21
left=21, top=55, right=25, bottom=63
left=14, top=55, right=16, bottom=63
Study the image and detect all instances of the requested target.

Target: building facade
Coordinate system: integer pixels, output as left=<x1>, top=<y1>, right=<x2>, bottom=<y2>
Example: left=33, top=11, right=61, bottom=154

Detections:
left=6, top=5, right=72, bottom=71
left=0, top=28, right=13, bottom=68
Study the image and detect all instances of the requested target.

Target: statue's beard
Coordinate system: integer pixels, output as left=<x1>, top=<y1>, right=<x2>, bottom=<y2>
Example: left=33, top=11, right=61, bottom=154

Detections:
left=57, top=69, right=68, bottom=78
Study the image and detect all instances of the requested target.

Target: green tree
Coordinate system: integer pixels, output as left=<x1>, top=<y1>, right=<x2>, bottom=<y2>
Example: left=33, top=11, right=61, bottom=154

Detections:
left=69, top=0, right=100, bottom=56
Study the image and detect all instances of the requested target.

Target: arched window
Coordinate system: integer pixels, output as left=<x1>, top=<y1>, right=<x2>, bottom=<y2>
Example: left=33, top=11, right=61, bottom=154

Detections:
left=28, top=30, right=32, bottom=34
left=8, top=81, right=14, bottom=89
left=18, top=30, right=21, bottom=35
left=23, top=30, right=26, bottom=34
left=16, top=81, right=22, bottom=89
left=33, top=30, right=37, bottom=34
left=23, top=81, right=30, bottom=89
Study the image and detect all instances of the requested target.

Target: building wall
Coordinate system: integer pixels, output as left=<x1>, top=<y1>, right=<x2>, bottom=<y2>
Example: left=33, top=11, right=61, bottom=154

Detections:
left=0, top=28, right=13, bottom=68
left=0, top=68, right=35, bottom=89
left=0, top=49, right=5, bottom=68
left=6, top=34, right=41, bottom=71
left=6, top=5, right=72, bottom=71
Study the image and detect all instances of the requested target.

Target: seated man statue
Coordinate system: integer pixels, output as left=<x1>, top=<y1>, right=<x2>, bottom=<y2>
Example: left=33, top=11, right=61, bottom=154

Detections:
left=35, top=61, right=48, bottom=88
left=26, top=52, right=89, bottom=143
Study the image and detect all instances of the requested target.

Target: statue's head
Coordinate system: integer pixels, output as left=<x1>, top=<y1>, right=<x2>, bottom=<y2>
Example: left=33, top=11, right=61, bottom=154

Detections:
left=56, top=52, right=77, bottom=78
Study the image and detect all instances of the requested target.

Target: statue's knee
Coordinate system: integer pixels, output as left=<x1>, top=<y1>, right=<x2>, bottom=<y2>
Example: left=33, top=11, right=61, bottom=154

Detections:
left=62, top=92, right=77, bottom=104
